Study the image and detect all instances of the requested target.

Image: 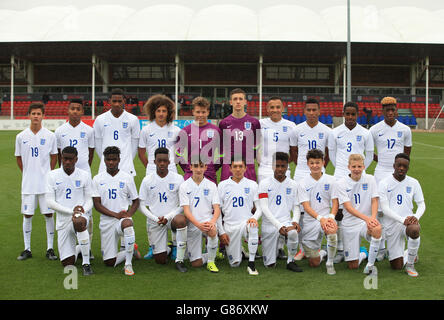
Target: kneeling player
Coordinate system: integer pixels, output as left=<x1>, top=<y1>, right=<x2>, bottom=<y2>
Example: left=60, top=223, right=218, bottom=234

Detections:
left=378, top=153, right=425, bottom=277
left=179, top=157, right=221, bottom=273
left=258, top=152, right=302, bottom=272
left=217, top=156, right=261, bottom=275
left=337, top=154, right=382, bottom=274
left=92, top=146, right=140, bottom=276
left=297, top=149, right=339, bottom=275
left=45, top=146, right=94, bottom=275
left=139, top=147, right=188, bottom=272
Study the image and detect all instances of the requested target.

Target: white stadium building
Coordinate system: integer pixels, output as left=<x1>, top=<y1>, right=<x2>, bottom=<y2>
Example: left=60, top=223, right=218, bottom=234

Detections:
left=1, top=0, right=444, bottom=129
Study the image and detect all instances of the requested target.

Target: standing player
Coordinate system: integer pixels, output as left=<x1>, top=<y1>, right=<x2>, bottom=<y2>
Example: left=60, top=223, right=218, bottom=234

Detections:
left=293, top=98, right=331, bottom=180
left=328, top=102, right=374, bottom=263
left=139, top=148, right=188, bottom=272
left=297, top=149, right=339, bottom=275
left=258, top=152, right=302, bottom=272
left=138, top=94, right=181, bottom=259
left=179, top=157, right=221, bottom=273
left=55, top=99, right=95, bottom=257
left=217, top=156, right=261, bottom=275
left=293, top=98, right=332, bottom=261
left=93, top=88, right=140, bottom=176
left=138, top=94, right=181, bottom=175
left=15, top=102, right=58, bottom=261
left=378, top=153, right=424, bottom=277
left=370, top=97, right=412, bottom=260
left=177, top=97, right=222, bottom=183
left=92, top=146, right=140, bottom=276
left=45, top=147, right=94, bottom=275
left=257, top=96, right=297, bottom=259
left=219, top=88, right=261, bottom=182
left=257, top=96, right=297, bottom=183
left=336, top=154, right=382, bottom=274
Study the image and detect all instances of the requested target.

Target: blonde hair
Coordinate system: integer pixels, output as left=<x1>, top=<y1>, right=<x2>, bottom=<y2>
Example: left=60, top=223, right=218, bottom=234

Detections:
left=191, top=96, right=210, bottom=110
left=348, top=154, right=365, bottom=164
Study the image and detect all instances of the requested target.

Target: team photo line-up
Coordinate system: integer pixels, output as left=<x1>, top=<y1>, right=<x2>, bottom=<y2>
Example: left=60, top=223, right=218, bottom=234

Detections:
left=15, top=87, right=424, bottom=278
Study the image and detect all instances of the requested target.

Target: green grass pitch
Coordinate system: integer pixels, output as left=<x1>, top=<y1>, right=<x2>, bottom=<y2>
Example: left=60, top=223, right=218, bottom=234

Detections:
left=1, top=130, right=443, bottom=300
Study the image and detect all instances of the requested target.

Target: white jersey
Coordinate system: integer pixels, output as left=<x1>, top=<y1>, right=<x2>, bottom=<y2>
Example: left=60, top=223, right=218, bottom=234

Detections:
left=179, top=177, right=220, bottom=223
left=93, top=110, right=140, bottom=176
left=294, top=121, right=331, bottom=177
left=218, top=177, right=259, bottom=227
left=55, top=121, right=94, bottom=174
left=139, top=171, right=184, bottom=217
left=139, top=121, right=180, bottom=174
left=337, top=173, right=379, bottom=228
left=92, top=170, right=139, bottom=229
left=328, top=124, right=374, bottom=178
left=45, top=167, right=92, bottom=231
left=370, top=120, right=412, bottom=169
left=378, top=175, right=424, bottom=228
left=15, top=127, right=58, bottom=195
left=297, top=173, right=338, bottom=224
left=258, top=118, right=297, bottom=167
left=258, top=176, right=299, bottom=226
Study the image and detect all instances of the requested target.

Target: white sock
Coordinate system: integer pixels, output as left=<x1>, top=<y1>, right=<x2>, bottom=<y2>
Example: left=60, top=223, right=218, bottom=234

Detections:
left=319, top=249, right=327, bottom=263
left=403, top=249, right=409, bottom=266
left=120, top=236, right=125, bottom=251
left=407, top=237, right=420, bottom=265
left=206, top=236, right=218, bottom=263
left=326, top=233, right=338, bottom=264
left=368, top=237, right=381, bottom=266
left=45, top=215, right=55, bottom=250
left=358, top=251, right=367, bottom=266
left=77, top=230, right=90, bottom=265
left=286, top=230, right=299, bottom=263
left=23, top=216, right=32, bottom=251
left=336, top=221, right=344, bottom=251
left=248, top=226, right=259, bottom=262
left=114, top=251, right=126, bottom=267
left=175, top=227, right=187, bottom=263
left=123, top=227, right=135, bottom=266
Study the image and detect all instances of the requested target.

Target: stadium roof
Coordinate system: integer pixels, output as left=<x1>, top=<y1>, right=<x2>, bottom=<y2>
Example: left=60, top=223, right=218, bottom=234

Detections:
left=0, top=0, right=444, bottom=44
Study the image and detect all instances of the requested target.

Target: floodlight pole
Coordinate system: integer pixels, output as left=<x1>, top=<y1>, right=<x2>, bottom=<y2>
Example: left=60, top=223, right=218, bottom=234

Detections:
left=92, top=54, right=96, bottom=120
left=175, top=54, right=179, bottom=120
left=346, top=0, right=352, bottom=102
left=425, top=56, right=429, bottom=130
left=259, top=54, right=263, bottom=119
left=10, top=55, right=14, bottom=120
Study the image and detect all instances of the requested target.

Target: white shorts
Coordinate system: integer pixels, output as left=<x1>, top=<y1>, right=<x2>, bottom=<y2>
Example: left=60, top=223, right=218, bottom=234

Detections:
left=21, top=194, right=54, bottom=215
left=257, top=165, right=290, bottom=184
left=343, top=222, right=371, bottom=261
left=385, top=223, right=409, bottom=261
left=301, top=220, right=324, bottom=250
left=224, top=222, right=255, bottom=266
left=147, top=219, right=173, bottom=255
left=58, top=215, right=90, bottom=261
left=186, top=222, right=216, bottom=262
left=261, top=221, right=291, bottom=266
left=100, top=218, right=132, bottom=261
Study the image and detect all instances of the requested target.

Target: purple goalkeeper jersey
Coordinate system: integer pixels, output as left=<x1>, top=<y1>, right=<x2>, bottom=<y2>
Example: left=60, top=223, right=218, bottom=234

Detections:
left=219, top=114, right=261, bottom=182
left=177, top=121, right=222, bottom=184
